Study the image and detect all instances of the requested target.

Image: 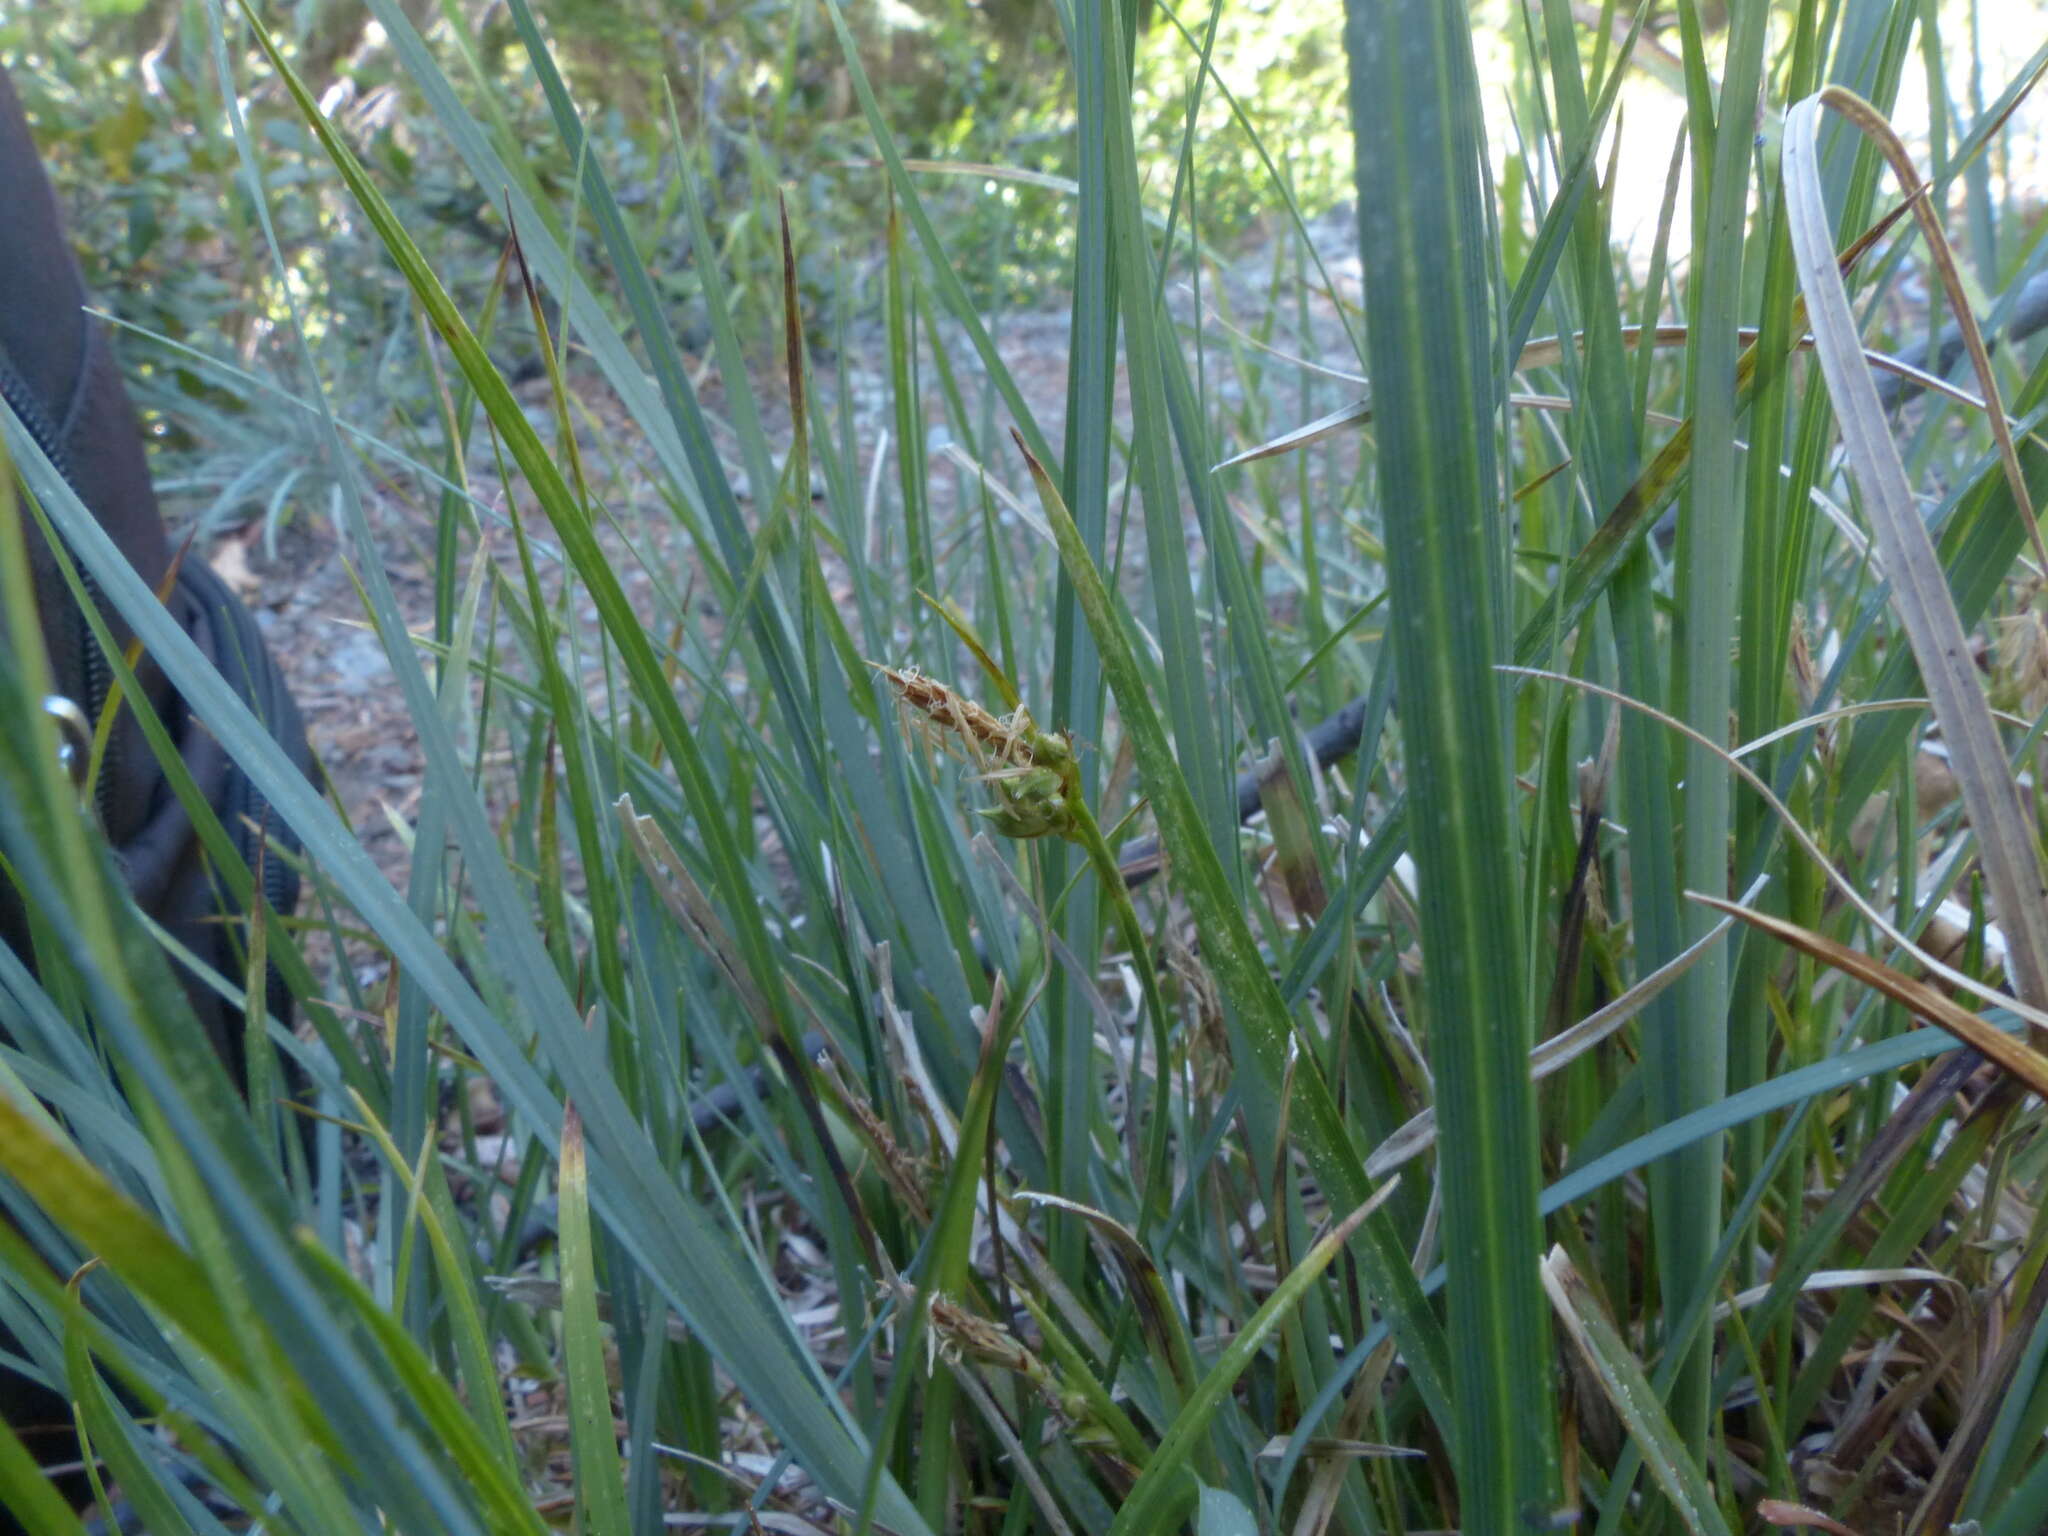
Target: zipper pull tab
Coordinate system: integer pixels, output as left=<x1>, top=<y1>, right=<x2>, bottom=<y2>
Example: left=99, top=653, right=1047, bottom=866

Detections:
left=40, top=695, right=93, bottom=812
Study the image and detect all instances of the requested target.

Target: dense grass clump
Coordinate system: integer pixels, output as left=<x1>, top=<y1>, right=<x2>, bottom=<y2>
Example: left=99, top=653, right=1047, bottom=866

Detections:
left=2, top=1, right=2048, bottom=1533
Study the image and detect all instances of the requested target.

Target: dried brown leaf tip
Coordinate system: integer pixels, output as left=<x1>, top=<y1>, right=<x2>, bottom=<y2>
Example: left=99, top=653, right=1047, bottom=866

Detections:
left=870, top=663, right=1079, bottom=841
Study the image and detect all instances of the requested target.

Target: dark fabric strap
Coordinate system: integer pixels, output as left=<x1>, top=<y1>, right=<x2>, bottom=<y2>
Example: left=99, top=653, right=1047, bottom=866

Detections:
left=0, top=64, right=176, bottom=857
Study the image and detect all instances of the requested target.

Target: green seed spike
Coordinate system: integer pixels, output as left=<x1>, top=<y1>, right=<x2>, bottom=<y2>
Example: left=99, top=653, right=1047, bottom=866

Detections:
left=870, top=661, right=1080, bottom=842
left=978, top=764, right=1075, bottom=841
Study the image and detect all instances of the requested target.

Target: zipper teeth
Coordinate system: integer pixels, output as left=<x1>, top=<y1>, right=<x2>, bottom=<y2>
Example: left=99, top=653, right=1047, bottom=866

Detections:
left=77, top=571, right=117, bottom=827
left=0, top=354, right=120, bottom=824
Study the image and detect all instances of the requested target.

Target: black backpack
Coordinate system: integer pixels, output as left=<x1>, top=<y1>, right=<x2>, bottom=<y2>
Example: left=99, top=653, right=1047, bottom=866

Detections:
left=0, top=61, right=315, bottom=1525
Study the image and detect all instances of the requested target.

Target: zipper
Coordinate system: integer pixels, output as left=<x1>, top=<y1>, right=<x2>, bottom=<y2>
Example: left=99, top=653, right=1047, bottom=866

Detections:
left=0, top=346, right=119, bottom=826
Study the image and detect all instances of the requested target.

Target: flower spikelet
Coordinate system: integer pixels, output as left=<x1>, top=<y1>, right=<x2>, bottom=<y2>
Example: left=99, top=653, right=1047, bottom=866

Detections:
left=871, top=663, right=1079, bottom=841
left=926, top=1294, right=1118, bottom=1450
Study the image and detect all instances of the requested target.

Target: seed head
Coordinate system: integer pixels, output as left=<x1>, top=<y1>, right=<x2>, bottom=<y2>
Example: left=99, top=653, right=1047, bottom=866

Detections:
left=871, top=663, right=1079, bottom=841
